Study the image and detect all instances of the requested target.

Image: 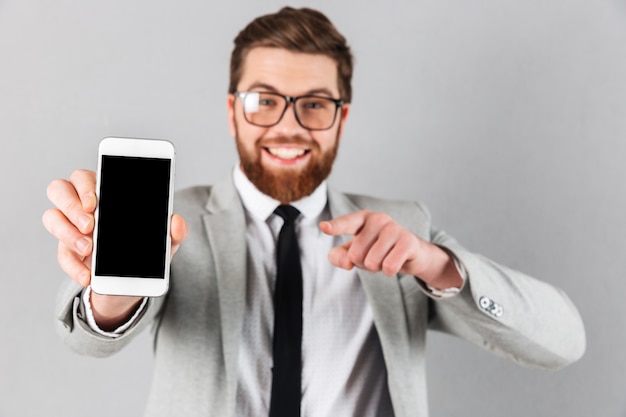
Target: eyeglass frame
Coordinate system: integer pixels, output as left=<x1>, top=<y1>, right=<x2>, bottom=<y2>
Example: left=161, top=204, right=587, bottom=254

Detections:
left=234, top=91, right=345, bottom=131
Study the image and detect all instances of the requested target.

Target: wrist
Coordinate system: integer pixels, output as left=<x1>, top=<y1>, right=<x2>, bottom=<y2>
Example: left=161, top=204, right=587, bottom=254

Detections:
left=90, top=291, right=143, bottom=332
left=418, top=245, right=463, bottom=291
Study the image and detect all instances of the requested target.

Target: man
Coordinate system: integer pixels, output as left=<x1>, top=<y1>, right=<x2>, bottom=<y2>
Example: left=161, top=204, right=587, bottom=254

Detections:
left=43, top=7, right=586, bottom=417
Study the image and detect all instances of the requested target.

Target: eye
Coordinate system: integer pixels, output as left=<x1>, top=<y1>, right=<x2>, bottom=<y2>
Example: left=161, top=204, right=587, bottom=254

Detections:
left=256, top=93, right=282, bottom=108
left=300, top=98, right=330, bottom=110
left=259, top=98, right=277, bottom=106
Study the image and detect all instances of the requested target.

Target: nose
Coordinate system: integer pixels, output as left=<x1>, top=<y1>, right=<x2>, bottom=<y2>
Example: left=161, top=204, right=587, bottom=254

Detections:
left=273, top=102, right=308, bottom=135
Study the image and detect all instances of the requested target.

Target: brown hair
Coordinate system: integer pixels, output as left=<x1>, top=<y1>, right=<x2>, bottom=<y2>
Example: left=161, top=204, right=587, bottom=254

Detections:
left=229, top=7, right=354, bottom=102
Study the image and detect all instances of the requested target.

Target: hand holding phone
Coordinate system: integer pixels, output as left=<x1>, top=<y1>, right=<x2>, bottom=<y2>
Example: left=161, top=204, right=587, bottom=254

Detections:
left=91, top=137, right=177, bottom=297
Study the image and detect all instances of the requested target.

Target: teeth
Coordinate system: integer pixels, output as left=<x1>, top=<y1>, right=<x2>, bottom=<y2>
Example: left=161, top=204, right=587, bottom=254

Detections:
left=267, top=147, right=306, bottom=160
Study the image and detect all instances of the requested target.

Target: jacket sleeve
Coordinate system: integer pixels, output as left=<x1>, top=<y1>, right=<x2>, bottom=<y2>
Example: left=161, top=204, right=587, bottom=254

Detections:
left=54, top=278, right=165, bottom=358
left=428, top=224, right=586, bottom=370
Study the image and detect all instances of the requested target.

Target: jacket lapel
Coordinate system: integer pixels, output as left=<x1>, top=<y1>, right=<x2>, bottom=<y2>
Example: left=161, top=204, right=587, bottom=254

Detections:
left=202, top=177, right=247, bottom=408
left=327, top=189, right=412, bottom=408
left=327, top=189, right=410, bottom=346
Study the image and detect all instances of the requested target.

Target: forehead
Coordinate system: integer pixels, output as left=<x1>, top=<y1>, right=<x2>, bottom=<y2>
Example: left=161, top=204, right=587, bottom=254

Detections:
left=238, top=47, right=339, bottom=96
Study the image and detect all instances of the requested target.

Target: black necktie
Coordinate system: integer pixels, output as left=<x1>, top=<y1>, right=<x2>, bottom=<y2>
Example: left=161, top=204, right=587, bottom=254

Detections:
left=269, top=205, right=303, bottom=417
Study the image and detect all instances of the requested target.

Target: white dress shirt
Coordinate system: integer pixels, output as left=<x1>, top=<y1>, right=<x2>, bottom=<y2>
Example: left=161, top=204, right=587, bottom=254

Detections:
left=232, top=165, right=393, bottom=417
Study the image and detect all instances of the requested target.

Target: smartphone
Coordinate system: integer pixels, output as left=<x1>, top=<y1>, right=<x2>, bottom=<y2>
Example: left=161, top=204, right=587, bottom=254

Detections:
left=91, top=137, right=176, bottom=297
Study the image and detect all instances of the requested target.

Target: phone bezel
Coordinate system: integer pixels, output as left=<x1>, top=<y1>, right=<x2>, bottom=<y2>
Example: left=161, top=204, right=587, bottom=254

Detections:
left=90, top=137, right=175, bottom=297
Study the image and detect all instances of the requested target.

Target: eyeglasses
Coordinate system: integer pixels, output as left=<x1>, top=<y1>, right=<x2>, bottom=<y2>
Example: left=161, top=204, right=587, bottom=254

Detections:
left=234, top=91, right=344, bottom=131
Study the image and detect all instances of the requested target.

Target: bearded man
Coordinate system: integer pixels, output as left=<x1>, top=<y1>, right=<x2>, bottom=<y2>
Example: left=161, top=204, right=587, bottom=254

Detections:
left=43, top=7, right=585, bottom=417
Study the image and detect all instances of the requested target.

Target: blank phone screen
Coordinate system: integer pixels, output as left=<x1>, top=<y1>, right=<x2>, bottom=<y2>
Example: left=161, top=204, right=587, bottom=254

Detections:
left=94, top=155, right=171, bottom=278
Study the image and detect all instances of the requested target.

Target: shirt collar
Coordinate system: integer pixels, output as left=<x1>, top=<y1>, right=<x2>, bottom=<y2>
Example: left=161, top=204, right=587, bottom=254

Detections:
left=232, top=164, right=328, bottom=223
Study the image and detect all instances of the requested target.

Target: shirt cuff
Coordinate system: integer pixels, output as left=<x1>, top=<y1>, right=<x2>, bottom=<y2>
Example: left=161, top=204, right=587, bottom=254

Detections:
left=417, top=251, right=467, bottom=299
left=81, top=286, right=148, bottom=338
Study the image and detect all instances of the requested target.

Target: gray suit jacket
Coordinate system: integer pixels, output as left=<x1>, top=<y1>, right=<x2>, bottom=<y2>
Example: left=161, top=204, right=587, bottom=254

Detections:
left=56, top=177, right=586, bottom=417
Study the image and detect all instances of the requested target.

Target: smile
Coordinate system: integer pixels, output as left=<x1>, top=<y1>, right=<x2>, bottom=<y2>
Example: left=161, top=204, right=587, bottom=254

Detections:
left=265, top=147, right=310, bottom=160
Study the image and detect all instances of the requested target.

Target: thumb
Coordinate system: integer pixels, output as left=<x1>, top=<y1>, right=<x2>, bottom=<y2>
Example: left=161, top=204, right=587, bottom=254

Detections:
left=319, top=220, right=335, bottom=236
left=170, top=214, right=189, bottom=258
left=328, top=240, right=355, bottom=270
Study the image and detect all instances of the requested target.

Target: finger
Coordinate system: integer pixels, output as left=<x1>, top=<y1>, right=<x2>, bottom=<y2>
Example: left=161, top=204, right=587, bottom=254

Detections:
left=320, top=210, right=370, bottom=236
left=345, top=212, right=394, bottom=266
left=362, top=237, right=396, bottom=275
left=359, top=218, right=409, bottom=273
left=380, top=244, right=410, bottom=277
left=170, top=214, right=189, bottom=257
left=328, top=241, right=355, bottom=270
left=382, top=232, right=426, bottom=276
left=42, top=208, right=93, bottom=257
left=57, top=241, right=91, bottom=286
left=69, top=169, right=97, bottom=213
left=47, top=178, right=94, bottom=234
left=170, top=214, right=188, bottom=244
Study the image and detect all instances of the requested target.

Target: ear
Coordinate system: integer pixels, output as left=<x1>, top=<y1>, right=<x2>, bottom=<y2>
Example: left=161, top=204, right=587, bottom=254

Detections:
left=227, top=94, right=236, bottom=137
left=336, top=104, right=350, bottom=142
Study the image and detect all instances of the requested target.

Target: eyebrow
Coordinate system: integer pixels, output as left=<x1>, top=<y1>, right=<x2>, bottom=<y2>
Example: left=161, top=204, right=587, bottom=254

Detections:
left=244, top=82, right=337, bottom=98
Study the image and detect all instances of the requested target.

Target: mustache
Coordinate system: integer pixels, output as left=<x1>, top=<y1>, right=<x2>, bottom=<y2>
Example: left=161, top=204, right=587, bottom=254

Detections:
left=257, top=136, right=317, bottom=149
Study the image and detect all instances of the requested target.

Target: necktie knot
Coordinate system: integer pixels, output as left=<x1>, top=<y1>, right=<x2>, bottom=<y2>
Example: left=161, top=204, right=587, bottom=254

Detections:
left=274, top=205, right=300, bottom=225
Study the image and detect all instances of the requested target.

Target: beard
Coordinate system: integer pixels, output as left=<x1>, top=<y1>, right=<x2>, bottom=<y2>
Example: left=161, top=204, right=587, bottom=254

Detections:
left=235, top=129, right=339, bottom=204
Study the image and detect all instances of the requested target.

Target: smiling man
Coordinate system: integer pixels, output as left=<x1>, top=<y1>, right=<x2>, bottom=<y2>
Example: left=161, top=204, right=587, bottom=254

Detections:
left=44, top=7, right=585, bottom=417
left=229, top=47, right=346, bottom=205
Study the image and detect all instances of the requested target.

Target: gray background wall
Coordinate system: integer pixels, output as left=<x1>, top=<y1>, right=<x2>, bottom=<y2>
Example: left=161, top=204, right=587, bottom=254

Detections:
left=1, top=0, right=625, bottom=416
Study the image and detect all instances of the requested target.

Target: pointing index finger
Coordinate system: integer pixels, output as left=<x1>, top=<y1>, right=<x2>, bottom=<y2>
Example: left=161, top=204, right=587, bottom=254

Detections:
left=320, top=210, right=370, bottom=236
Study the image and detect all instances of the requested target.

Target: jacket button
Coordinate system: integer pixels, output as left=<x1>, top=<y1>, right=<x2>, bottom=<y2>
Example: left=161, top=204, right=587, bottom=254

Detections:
left=479, top=296, right=503, bottom=318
